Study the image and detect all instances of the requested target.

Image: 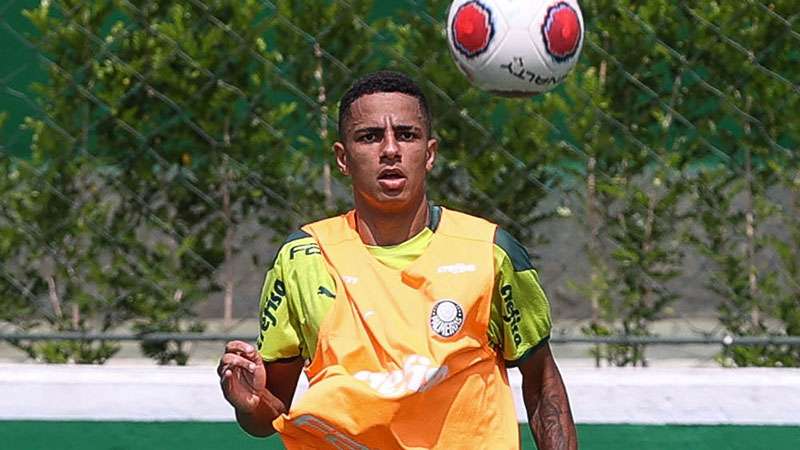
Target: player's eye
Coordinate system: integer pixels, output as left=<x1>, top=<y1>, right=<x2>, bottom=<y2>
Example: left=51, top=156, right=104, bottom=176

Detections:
left=398, top=131, right=417, bottom=141
left=357, top=133, right=379, bottom=143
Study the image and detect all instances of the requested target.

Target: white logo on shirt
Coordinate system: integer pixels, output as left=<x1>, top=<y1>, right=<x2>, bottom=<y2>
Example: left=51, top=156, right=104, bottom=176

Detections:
left=342, top=275, right=359, bottom=285
left=353, top=355, right=448, bottom=398
left=437, top=263, right=476, bottom=274
left=363, top=310, right=376, bottom=319
left=430, top=299, right=464, bottom=338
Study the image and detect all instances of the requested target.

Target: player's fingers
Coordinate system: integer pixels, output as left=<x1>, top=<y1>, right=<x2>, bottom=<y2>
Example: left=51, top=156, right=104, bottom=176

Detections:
left=221, top=369, right=264, bottom=413
left=217, top=359, right=232, bottom=378
left=219, top=353, right=257, bottom=375
left=216, top=354, right=229, bottom=376
left=217, top=354, right=233, bottom=377
left=224, top=340, right=256, bottom=356
left=220, top=368, right=241, bottom=399
left=220, top=367, right=232, bottom=388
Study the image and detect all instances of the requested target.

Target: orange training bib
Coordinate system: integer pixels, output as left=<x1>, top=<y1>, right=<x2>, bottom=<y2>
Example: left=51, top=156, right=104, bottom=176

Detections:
left=273, top=207, right=519, bottom=449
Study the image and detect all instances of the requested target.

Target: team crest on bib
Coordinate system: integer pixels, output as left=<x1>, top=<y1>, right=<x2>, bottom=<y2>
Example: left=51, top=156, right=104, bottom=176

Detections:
left=430, top=299, right=464, bottom=338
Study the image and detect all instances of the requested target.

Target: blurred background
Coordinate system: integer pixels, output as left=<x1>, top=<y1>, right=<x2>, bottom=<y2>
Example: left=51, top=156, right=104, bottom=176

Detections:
left=0, top=0, right=798, bottom=448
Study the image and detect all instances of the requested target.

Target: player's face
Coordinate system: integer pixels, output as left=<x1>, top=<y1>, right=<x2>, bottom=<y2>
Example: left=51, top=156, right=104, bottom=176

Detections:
left=334, top=92, right=437, bottom=212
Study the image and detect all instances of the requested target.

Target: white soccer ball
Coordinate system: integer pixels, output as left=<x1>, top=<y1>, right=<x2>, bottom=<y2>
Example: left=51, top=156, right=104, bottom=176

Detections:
left=446, top=0, right=584, bottom=96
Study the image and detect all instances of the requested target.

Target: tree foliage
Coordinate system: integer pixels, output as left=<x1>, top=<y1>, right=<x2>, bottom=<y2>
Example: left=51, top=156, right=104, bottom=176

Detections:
left=0, top=0, right=797, bottom=367
left=6, top=0, right=298, bottom=364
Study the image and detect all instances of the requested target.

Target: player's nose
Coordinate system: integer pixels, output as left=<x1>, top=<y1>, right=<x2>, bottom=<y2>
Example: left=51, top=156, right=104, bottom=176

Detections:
left=381, top=130, right=401, bottom=159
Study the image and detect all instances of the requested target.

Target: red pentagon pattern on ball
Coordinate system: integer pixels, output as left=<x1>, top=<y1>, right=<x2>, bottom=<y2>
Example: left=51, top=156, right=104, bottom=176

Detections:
left=452, top=1, right=494, bottom=58
left=541, top=2, right=581, bottom=62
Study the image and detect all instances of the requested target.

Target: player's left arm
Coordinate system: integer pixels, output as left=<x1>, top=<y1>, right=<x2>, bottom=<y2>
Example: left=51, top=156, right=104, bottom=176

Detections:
left=519, top=343, right=577, bottom=450
left=491, top=227, right=577, bottom=449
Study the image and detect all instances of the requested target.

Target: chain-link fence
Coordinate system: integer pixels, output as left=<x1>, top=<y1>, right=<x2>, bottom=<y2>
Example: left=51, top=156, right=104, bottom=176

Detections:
left=0, top=0, right=798, bottom=366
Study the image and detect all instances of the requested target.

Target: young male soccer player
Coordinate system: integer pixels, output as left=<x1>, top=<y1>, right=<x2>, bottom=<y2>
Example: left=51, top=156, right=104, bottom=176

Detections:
left=218, top=71, right=577, bottom=449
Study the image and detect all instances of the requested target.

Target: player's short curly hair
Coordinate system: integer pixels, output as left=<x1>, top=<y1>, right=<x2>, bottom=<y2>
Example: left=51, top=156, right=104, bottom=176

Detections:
left=338, top=70, right=432, bottom=139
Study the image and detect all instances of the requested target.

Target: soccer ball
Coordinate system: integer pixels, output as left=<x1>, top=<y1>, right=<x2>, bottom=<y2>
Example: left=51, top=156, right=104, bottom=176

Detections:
left=446, top=0, right=584, bottom=96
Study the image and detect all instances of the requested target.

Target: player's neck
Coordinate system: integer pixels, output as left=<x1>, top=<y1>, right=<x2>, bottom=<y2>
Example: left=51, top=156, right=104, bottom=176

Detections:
left=354, top=198, right=429, bottom=247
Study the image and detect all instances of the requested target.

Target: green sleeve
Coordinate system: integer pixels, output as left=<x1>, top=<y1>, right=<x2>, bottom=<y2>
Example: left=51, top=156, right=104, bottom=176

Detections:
left=256, top=245, right=303, bottom=362
left=489, top=228, right=552, bottom=365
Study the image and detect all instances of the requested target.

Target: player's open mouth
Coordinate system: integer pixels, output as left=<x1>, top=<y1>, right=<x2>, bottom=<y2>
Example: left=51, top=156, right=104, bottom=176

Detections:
left=378, top=169, right=406, bottom=190
left=378, top=168, right=405, bottom=180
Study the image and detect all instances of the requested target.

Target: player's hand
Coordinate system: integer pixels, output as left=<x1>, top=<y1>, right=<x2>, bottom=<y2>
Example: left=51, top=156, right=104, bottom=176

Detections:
left=218, top=341, right=279, bottom=415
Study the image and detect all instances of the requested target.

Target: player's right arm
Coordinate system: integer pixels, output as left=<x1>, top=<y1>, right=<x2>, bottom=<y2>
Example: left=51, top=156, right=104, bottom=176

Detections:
left=220, top=234, right=311, bottom=436
left=218, top=340, right=298, bottom=437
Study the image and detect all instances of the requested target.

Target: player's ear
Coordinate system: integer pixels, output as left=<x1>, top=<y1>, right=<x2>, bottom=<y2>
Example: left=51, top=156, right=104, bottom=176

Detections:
left=333, top=141, right=349, bottom=176
left=425, top=137, right=437, bottom=173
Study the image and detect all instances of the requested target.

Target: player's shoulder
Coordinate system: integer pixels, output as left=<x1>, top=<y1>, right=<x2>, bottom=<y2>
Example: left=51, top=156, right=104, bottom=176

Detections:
left=438, top=206, right=492, bottom=227
left=433, top=207, right=531, bottom=268
left=493, top=227, right=534, bottom=272
left=436, top=206, right=497, bottom=242
left=272, top=229, right=322, bottom=268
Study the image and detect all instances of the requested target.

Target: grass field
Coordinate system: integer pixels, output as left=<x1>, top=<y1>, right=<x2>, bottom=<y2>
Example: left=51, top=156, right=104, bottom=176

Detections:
left=2, top=421, right=799, bottom=450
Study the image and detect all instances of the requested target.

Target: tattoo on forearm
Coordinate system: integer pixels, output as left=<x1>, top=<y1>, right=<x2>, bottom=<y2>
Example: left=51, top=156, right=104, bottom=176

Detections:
left=528, top=366, right=576, bottom=450
left=532, top=388, right=567, bottom=450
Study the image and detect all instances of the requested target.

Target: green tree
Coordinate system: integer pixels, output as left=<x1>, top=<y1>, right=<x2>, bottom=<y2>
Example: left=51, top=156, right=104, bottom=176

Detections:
left=269, top=0, right=375, bottom=216
left=6, top=0, right=123, bottom=363
left=547, top=0, right=698, bottom=366
left=16, top=0, right=298, bottom=364
left=567, top=0, right=797, bottom=367
left=771, top=168, right=800, bottom=366
left=0, top=152, right=40, bottom=329
left=681, top=0, right=798, bottom=366
left=84, top=0, right=298, bottom=359
left=582, top=172, right=686, bottom=367
left=688, top=168, right=783, bottom=366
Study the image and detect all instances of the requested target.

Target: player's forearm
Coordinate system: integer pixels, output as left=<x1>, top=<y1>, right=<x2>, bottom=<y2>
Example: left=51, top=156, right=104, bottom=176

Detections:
left=235, top=390, right=286, bottom=437
left=525, top=365, right=577, bottom=450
